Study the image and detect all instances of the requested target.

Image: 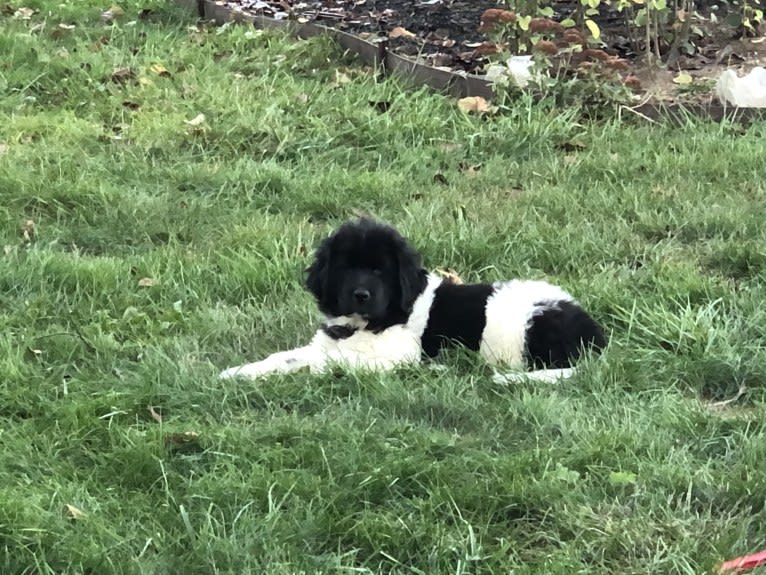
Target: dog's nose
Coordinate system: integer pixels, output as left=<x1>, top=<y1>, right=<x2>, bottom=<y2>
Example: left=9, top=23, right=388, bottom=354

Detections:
left=353, top=288, right=371, bottom=303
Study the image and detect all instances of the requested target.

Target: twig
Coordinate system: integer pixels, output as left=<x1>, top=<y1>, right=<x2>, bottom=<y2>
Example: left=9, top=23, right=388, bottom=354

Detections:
left=710, top=384, right=748, bottom=408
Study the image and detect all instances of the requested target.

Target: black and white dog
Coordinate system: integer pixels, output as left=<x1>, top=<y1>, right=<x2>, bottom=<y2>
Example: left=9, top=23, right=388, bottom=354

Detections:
left=219, top=218, right=606, bottom=382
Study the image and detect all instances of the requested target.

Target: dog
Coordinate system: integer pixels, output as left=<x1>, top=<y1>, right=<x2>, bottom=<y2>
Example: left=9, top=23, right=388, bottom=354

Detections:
left=218, top=218, right=606, bottom=383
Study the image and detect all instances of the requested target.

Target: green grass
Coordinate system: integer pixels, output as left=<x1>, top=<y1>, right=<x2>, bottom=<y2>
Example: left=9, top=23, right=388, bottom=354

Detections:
left=2, top=1, right=766, bottom=573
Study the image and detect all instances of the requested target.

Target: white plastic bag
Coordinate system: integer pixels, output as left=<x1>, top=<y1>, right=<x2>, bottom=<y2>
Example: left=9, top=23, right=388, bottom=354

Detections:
left=715, top=66, right=766, bottom=108
left=484, top=56, right=536, bottom=87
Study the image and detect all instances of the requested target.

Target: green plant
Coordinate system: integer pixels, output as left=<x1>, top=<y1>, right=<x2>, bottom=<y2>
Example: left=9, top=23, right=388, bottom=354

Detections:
left=726, top=0, right=765, bottom=35
left=487, top=0, right=760, bottom=67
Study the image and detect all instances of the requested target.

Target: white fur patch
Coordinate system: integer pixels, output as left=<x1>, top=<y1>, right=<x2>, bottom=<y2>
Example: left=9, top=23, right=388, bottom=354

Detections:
left=405, top=274, right=442, bottom=338
left=492, top=367, right=576, bottom=385
left=310, top=323, right=421, bottom=372
left=479, top=280, right=574, bottom=368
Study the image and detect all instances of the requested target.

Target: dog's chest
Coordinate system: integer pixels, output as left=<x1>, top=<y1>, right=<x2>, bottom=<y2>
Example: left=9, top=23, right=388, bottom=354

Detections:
left=312, top=324, right=421, bottom=371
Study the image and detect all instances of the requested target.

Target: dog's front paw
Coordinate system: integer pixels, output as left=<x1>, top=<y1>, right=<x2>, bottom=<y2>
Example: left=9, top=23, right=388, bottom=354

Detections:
left=218, top=366, right=248, bottom=380
left=217, top=358, right=286, bottom=380
left=218, top=363, right=268, bottom=380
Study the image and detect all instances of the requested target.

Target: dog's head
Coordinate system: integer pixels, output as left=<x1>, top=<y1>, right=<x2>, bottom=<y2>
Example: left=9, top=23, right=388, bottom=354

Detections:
left=305, top=218, right=427, bottom=326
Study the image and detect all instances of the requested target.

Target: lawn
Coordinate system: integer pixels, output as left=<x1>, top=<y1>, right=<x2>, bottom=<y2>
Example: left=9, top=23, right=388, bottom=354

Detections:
left=2, top=1, right=766, bottom=574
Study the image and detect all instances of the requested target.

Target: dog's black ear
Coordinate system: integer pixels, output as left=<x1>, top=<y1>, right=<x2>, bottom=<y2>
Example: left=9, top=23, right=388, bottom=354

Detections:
left=305, top=238, right=331, bottom=305
left=395, top=239, right=427, bottom=314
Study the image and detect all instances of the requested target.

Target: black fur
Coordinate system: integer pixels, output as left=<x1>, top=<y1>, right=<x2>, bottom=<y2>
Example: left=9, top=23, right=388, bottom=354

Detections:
left=320, top=324, right=357, bottom=340
left=421, top=282, right=495, bottom=358
left=305, top=219, right=427, bottom=331
left=524, top=300, right=607, bottom=369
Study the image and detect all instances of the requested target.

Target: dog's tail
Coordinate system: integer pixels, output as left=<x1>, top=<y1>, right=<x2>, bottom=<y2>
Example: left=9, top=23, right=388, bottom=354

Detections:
left=492, top=367, right=576, bottom=385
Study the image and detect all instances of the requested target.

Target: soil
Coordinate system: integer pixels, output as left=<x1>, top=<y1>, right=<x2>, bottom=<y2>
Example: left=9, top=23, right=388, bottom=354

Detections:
left=220, top=0, right=766, bottom=104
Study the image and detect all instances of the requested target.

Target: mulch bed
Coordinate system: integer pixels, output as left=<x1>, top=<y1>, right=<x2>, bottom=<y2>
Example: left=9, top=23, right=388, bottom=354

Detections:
left=203, top=0, right=766, bottom=114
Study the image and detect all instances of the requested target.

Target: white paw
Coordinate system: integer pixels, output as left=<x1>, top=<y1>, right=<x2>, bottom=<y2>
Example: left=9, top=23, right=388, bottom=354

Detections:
left=217, top=362, right=273, bottom=380
left=492, top=368, right=575, bottom=385
left=218, top=366, right=248, bottom=380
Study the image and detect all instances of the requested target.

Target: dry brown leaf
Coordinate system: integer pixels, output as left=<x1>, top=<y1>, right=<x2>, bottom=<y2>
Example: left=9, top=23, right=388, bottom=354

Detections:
left=111, top=67, right=135, bottom=84
left=137, top=277, right=156, bottom=287
left=150, top=64, right=171, bottom=78
left=101, top=5, right=124, bottom=23
left=434, top=268, right=464, bottom=284
left=672, top=72, right=693, bottom=85
left=457, top=96, right=492, bottom=114
left=14, top=7, right=35, bottom=19
left=184, top=113, right=206, bottom=127
left=460, top=162, right=482, bottom=176
left=148, top=405, right=162, bottom=423
left=389, top=26, right=416, bottom=39
left=332, top=70, right=351, bottom=87
left=65, top=504, right=86, bottom=519
left=21, top=219, right=36, bottom=242
left=165, top=431, right=199, bottom=445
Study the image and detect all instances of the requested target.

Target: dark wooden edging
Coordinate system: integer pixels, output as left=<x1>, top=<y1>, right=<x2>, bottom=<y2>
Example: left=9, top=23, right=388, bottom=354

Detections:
left=182, top=0, right=765, bottom=124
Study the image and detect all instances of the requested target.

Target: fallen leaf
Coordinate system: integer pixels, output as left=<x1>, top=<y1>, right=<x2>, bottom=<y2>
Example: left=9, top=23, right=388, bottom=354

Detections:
left=335, top=70, right=351, bottom=84
left=460, top=162, right=482, bottom=176
left=150, top=63, right=171, bottom=78
left=147, top=405, right=162, bottom=423
left=65, top=504, right=86, bottom=519
left=389, top=26, right=416, bottom=39
left=58, top=22, right=76, bottom=30
left=331, top=69, right=351, bottom=88
left=14, top=7, right=35, bottom=19
left=435, top=268, right=463, bottom=284
left=555, top=139, right=587, bottom=152
left=457, top=96, right=492, bottom=114
left=165, top=431, right=199, bottom=445
left=137, top=277, right=156, bottom=287
left=0, top=143, right=8, bottom=155
left=184, top=113, right=206, bottom=127
left=110, top=67, right=135, bottom=84
left=673, top=71, right=693, bottom=85
left=21, top=219, right=36, bottom=242
left=101, top=5, right=124, bottom=23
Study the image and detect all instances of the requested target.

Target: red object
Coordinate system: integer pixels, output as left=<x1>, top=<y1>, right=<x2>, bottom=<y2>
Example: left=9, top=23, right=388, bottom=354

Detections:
left=719, top=550, right=766, bottom=572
